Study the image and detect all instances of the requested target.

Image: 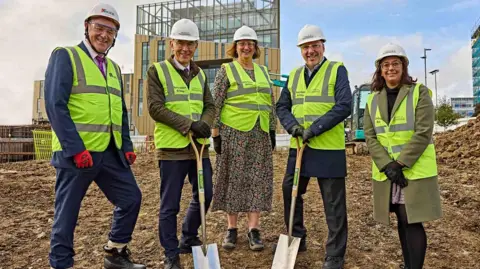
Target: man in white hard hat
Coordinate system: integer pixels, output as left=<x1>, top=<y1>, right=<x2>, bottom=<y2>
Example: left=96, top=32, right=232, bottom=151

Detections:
left=45, top=3, right=145, bottom=269
left=276, top=24, right=352, bottom=269
left=146, top=18, right=215, bottom=269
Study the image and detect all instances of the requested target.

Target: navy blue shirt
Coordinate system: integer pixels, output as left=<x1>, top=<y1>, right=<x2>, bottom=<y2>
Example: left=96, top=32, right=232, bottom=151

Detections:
left=276, top=58, right=352, bottom=178
left=44, top=42, right=133, bottom=168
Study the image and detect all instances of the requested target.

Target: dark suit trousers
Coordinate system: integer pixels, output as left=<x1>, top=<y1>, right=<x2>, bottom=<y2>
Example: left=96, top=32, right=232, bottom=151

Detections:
left=282, top=175, right=348, bottom=257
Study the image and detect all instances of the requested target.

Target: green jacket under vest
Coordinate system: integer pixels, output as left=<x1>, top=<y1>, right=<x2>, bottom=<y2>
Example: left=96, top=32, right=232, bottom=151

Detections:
left=364, top=83, right=443, bottom=224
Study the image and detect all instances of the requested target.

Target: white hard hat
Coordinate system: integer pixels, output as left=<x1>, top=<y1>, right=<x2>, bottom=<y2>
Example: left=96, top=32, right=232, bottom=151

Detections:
left=234, top=25, right=258, bottom=41
left=297, top=24, right=326, bottom=46
left=85, top=3, right=120, bottom=29
left=375, top=42, right=409, bottom=67
left=170, top=19, right=200, bottom=41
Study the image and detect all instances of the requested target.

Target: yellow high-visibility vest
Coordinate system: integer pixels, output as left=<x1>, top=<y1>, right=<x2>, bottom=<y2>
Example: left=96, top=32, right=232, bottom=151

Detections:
left=366, top=83, right=438, bottom=181
left=52, top=46, right=123, bottom=152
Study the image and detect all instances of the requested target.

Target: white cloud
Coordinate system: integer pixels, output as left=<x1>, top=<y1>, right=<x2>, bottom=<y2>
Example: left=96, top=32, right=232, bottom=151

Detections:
left=0, top=0, right=155, bottom=125
left=436, top=0, right=480, bottom=12
left=295, top=0, right=406, bottom=6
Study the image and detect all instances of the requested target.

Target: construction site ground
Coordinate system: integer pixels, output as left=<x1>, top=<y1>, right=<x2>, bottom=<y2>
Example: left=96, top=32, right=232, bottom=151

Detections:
left=1, top=117, right=479, bottom=269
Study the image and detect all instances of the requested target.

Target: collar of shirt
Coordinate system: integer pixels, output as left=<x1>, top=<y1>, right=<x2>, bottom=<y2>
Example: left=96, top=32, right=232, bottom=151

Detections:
left=172, top=56, right=190, bottom=72
left=305, top=56, right=326, bottom=77
left=83, top=39, right=106, bottom=67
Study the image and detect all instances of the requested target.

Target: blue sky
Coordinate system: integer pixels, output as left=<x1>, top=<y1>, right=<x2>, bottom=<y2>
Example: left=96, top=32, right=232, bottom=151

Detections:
left=0, top=0, right=478, bottom=124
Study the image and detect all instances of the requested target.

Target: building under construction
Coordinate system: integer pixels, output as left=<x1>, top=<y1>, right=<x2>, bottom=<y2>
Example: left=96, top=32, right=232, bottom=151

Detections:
left=32, top=0, right=282, bottom=136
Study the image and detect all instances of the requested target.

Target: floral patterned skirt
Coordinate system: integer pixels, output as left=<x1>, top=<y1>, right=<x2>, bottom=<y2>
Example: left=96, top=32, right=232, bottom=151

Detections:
left=211, top=121, right=273, bottom=213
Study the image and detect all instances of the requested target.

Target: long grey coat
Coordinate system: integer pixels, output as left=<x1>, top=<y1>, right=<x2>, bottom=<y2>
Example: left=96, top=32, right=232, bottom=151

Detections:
left=364, top=83, right=443, bottom=225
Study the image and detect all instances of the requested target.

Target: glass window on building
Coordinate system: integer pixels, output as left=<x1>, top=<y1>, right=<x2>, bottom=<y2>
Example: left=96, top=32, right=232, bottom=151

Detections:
left=39, top=81, right=45, bottom=99
left=142, top=42, right=150, bottom=79
left=215, top=42, right=219, bottom=58
left=264, top=48, right=269, bottom=68
left=37, top=99, right=41, bottom=112
left=124, top=75, right=131, bottom=94
left=157, top=40, right=165, bottom=62
left=138, top=80, right=143, bottom=116
left=194, top=48, right=199, bottom=60
left=221, top=43, right=225, bottom=58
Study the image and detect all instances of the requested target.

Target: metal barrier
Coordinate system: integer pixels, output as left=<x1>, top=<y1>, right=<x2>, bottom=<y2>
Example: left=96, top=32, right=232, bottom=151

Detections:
left=32, top=130, right=53, bottom=160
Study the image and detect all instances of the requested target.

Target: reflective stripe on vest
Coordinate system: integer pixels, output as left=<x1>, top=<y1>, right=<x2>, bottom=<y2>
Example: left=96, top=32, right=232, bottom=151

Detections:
left=367, top=83, right=437, bottom=181
left=153, top=60, right=209, bottom=149
left=220, top=61, right=272, bottom=132
left=51, top=45, right=123, bottom=152
left=288, top=60, right=345, bottom=150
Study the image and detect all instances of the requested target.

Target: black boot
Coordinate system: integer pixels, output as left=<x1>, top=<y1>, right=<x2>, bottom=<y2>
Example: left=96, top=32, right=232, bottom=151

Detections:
left=323, top=256, right=345, bottom=269
left=164, top=255, right=182, bottom=269
left=178, top=236, right=202, bottom=254
left=222, top=228, right=238, bottom=250
left=103, top=246, right=146, bottom=269
left=247, top=228, right=264, bottom=251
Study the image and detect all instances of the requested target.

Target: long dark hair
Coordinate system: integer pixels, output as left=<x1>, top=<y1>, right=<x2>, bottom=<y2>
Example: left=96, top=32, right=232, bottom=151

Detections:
left=371, top=57, right=417, bottom=92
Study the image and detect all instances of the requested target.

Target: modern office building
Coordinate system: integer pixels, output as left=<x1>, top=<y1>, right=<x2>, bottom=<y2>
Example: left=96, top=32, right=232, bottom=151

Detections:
left=450, top=97, right=475, bottom=118
left=471, top=18, right=480, bottom=104
left=132, top=0, right=282, bottom=136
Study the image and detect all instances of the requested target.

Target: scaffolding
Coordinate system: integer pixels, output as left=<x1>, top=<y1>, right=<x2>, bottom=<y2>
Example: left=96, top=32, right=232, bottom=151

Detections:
left=136, top=0, right=280, bottom=48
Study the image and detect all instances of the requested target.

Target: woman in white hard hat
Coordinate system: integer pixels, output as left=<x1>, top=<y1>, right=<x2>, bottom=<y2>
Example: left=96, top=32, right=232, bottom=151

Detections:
left=364, top=43, right=442, bottom=269
left=211, top=25, right=276, bottom=252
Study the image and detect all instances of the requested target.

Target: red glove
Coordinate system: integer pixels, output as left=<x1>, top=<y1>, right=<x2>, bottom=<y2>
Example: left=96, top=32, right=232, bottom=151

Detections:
left=125, top=151, right=136, bottom=165
left=73, top=150, right=93, bottom=168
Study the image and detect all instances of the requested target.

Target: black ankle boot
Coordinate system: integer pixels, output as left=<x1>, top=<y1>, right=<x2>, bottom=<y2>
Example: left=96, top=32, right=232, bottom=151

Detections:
left=247, top=228, right=264, bottom=251
left=164, top=255, right=182, bottom=269
left=222, top=228, right=238, bottom=250
left=103, top=246, right=146, bottom=269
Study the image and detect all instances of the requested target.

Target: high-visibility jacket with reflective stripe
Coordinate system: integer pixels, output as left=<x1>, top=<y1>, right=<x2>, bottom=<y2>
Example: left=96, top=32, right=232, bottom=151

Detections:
left=220, top=61, right=272, bottom=133
left=153, top=60, right=209, bottom=148
left=52, top=46, right=123, bottom=152
left=366, top=83, right=437, bottom=181
left=288, top=60, right=345, bottom=149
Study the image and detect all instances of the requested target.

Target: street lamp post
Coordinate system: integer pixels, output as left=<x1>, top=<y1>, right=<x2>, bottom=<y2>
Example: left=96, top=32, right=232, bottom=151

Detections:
left=421, top=48, right=432, bottom=87
left=429, top=69, right=439, bottom=108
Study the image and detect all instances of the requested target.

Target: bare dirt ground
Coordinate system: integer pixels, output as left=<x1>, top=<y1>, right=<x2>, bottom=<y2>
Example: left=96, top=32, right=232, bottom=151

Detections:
left=1, top=118, right=479, bottom=269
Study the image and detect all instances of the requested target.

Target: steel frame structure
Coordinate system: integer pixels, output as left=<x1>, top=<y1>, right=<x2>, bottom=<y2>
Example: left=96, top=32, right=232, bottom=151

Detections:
left=136, top=0, right=279, bottom=48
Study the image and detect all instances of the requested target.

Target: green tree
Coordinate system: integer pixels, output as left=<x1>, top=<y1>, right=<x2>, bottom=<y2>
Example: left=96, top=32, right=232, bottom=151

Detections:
left=436, top=96, right=461, bottom=130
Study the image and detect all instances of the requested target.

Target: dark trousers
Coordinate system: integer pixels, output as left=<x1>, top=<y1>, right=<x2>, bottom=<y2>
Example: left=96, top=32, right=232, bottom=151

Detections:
left=282, top=175, right=348, bottom=257
left=49, top=148, right=142, bottom=269
left=158, top=159, right=213, bottom=259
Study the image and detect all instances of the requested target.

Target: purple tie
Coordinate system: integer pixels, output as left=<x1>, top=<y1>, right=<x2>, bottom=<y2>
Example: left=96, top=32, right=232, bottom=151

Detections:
left=95, top=55, right=106, bottom=78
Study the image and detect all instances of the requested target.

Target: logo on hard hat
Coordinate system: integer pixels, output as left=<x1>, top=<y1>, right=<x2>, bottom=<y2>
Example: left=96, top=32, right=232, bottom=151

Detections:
left=240, top=33, right=251, bottom=37
left=178, top=31, right=191, bottom=36
left=101, top=8, right=115, bottom=16
left=302, top=34, right=315, bottom=40
left=383, top=49, right=396, bottom=55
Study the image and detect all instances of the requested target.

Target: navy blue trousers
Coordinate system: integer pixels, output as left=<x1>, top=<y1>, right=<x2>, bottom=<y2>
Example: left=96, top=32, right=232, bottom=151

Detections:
left=158, top=159, right=213, bottom=259
left=49, top=147, right=142, bottom=269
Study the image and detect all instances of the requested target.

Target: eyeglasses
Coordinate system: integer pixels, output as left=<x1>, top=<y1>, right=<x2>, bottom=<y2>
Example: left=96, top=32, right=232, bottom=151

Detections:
left=89, top=22, right=117, bottom=37
left=237, top=41, right=256, bottom=47
left=301, top=43, right=322, bottom=51
left=174, top=40, right=197, bottom=49
left=381, top=61, right=402, bottom=70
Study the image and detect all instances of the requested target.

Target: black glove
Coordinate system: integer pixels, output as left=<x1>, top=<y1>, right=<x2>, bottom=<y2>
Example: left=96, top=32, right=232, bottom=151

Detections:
left=302, top=128, right=315, bottom=143
left=190, top=121, right=211, bottom=138
left=384, top=161, right=408, bottom=188
left=213, top=136, right=221, bottom=154
left=289, top=125, right=304, bottom=138
left=269, top=131, right=276, bottom=150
